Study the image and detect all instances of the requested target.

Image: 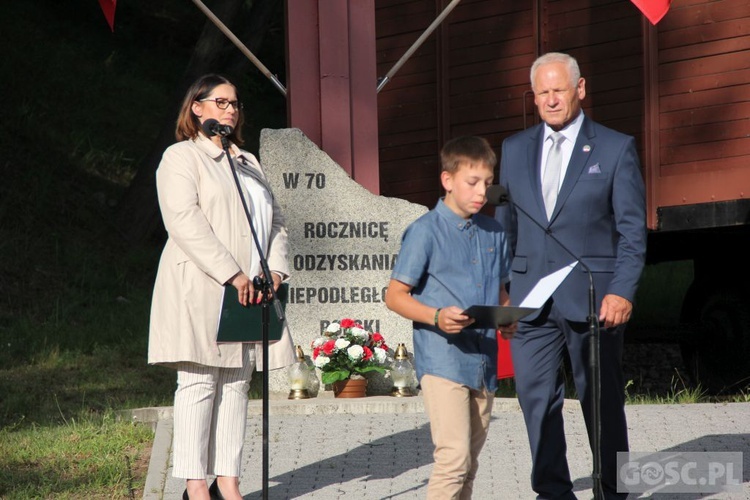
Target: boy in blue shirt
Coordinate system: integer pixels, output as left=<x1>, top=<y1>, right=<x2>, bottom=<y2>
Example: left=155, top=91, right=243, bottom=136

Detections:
left=386, top=136, right=515, bottom=499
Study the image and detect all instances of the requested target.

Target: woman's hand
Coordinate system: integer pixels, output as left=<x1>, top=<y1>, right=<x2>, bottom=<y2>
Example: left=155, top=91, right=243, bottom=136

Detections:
left=269, top=272, right=282, bottom=292
left=228, top=271, right=253, bottom=306
left=255, top=272, right=283, bottom=301
left=229, top=271, right=283, bottom=306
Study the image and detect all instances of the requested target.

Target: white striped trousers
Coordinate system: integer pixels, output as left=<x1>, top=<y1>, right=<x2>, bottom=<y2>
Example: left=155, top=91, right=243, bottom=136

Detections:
left=172, top=344, right=256, bottom=479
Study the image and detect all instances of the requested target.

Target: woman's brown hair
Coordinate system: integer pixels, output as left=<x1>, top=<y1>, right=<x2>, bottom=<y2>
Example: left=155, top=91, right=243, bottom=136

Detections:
left=175, top=74, right=245, bottom=146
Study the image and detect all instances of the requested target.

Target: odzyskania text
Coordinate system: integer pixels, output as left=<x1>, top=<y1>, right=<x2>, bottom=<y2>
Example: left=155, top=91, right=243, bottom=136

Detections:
left=617, top=451, right=742, bottom=493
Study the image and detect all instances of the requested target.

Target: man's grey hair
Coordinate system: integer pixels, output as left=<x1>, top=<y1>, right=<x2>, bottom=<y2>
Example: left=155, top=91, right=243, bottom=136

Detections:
left=530, top=52, right=581, bottom=91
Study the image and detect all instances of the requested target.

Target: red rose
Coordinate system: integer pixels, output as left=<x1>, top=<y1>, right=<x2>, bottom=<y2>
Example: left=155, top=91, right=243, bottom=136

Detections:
left=362, top=346, right=373, bottom=361
left=340, top=318, right=355, bottom=328
left=312, top=346, right=321, bottom=359
left=371, top=333, right=384, bottom=345
left=322, top=339, right=336, bottom=355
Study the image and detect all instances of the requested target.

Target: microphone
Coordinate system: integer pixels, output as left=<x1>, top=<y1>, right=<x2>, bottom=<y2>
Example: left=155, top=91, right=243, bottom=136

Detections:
left=489, top=182, right=603, bottom=497
left=201, top=118, right=234, bottom=138
left=487, top=184, right=594, bottom=295
left=486, top=184, right=511, bottom=207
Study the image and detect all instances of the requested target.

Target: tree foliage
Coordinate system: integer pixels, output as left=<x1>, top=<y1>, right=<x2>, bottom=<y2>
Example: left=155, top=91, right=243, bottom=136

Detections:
left=116, top=0, right=285, bottom=244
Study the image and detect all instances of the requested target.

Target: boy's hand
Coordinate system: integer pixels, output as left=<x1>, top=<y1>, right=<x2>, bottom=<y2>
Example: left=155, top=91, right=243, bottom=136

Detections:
left=497, top=322, right=517, bottom=340
left=436, top=306, right=475, bottom=334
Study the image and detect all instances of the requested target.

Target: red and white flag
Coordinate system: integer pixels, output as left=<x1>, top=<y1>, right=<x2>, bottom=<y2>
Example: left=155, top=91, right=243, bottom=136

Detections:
left=98, top=0, right=117, bottom=32
left=630, top=0, right=671, bottom=25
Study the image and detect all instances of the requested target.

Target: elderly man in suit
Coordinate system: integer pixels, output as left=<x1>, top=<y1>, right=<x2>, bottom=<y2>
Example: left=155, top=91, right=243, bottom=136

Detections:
left=495, top=52, right=647, bottom=499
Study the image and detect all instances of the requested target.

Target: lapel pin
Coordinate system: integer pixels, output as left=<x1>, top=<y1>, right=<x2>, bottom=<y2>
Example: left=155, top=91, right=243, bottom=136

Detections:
left=583, top=145, right=591, bottom=152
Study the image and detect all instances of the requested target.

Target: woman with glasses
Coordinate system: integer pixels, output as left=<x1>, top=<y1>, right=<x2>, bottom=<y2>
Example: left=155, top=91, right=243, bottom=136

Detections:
left=148, top=74, right=296, bottom=500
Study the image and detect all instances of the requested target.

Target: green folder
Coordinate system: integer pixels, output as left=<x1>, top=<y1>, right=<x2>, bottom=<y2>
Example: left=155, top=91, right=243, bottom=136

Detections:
left=216, top=283, right=288, bottom=343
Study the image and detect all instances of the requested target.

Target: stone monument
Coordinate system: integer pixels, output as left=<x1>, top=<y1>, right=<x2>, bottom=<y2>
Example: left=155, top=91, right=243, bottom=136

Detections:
left=260, top=128, right=429, bottom=394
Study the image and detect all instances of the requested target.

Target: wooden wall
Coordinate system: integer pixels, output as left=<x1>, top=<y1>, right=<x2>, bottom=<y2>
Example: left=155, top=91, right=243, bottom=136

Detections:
left=654, top=0, right=750, bottom=211
left=376, top=0, right=442, bottom=207
left=545, top=0, right=644, bottom=140
left=375, top=0, right=750, bottom=226
left=376, top=0, right=646, bottom=206
left=376, top=0, right=538, bottom=206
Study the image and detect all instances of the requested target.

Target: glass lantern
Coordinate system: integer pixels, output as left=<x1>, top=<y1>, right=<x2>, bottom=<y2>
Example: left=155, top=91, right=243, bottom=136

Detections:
left=391, top=343, right=417, bottom=397
left=287, top=345, right=311, bottom=399
left=303, top=349, right=320, bottom=397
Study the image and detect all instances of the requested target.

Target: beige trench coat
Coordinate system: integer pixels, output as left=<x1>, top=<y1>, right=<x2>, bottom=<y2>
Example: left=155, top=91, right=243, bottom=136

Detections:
left=148, top=134, right=296, bottom=371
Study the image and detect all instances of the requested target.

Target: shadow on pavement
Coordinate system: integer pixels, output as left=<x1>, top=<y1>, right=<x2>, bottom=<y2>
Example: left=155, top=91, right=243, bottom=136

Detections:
left=242, top=423, right=433, bottom=499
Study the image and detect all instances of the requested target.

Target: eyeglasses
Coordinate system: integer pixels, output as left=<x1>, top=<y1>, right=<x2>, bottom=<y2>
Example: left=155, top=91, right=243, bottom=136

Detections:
left=198, top=98, right=243, bottom=110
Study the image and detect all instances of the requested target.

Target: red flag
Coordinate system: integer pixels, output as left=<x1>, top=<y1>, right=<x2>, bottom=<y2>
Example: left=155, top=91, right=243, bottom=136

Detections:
left=630, top=0, right=671, bottom=25
left=98, top=0, right=117, bottom=32
left=497, top=335, right=514, bottom=379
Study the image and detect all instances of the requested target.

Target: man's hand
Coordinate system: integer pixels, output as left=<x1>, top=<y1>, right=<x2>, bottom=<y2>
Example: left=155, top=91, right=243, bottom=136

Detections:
left=599, top=294, right=633, bottom=329
left=497, top=322, right=518, bottom=340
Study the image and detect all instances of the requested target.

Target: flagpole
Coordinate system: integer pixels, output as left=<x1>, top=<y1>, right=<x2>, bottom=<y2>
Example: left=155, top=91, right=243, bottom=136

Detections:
left=191, top=0, right=287, bottom=97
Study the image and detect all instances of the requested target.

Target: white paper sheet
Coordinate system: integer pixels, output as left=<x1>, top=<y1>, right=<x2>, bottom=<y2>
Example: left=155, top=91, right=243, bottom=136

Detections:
left=518, top=261, right=578, bottom=308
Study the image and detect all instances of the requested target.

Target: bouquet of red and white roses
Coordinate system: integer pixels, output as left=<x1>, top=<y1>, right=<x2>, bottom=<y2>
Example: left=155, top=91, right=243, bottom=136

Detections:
left=310, top=318, right=392, bottom=385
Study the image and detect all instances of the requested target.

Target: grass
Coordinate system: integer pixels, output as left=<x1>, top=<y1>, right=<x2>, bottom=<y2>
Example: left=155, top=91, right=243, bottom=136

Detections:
left=1, top=1, right=206, bottom=497
left=0, top=231, right=177, bottom=498
left=625, top=373, right=708, bottom=405
left=0, top=0, right=288, bottom=495
left=0, top=415, right=154, bottom=499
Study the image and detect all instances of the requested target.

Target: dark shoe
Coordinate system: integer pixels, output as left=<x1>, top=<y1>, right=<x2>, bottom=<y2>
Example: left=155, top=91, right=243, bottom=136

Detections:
left=209, top=479, right=225, bottom=500
left=182, top=488, right=189, bottom=500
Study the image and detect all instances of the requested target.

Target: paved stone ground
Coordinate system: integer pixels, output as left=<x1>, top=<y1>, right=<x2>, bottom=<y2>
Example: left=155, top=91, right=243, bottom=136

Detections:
left=143, top=398, right=750, bottom=500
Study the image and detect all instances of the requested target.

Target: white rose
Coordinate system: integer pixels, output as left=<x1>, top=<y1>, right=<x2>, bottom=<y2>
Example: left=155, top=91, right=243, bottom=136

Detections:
left=373, top=347, right=387, bottom=364
left=335, top=338, right=351, bottom=350
left=347, top=344, right=364, bottom=361
left=314, top=355, right=330, bottom=368
left=351, top=327, right=368, bottom=341
left=325, top=322, right=340, bottom=333
left=311, top=337, right=326, bottom=348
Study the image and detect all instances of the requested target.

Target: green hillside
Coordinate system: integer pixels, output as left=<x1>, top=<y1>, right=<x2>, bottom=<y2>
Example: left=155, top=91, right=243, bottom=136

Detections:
left=0, top=1, right=285, bottom=496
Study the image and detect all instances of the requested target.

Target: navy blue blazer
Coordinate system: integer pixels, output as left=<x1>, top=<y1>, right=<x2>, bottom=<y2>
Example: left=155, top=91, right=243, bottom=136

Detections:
left=496, top=116, right=647, bottom=323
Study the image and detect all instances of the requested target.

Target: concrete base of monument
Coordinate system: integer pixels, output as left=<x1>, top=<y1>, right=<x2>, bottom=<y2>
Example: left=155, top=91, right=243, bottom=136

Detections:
left=248, top=391, right=430, bottom=415
left=120, top=396, right=524, bottom=427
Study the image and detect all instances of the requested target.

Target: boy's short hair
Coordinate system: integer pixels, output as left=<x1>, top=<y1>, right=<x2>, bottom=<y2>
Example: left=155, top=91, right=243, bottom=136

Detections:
left=440, top=136, right=497, bottom=173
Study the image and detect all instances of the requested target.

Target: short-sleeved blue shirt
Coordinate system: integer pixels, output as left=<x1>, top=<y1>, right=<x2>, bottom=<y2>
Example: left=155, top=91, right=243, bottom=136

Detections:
left=391, top=199, right=512, bottom=391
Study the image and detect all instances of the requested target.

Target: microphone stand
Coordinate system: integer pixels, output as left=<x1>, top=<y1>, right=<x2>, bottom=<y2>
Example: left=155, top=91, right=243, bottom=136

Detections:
left=494, top=188, right=604, bottom=500
left=220, top=134, right=282, bottom=500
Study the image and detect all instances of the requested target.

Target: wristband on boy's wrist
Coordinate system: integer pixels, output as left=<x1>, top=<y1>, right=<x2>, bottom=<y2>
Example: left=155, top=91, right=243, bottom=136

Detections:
left=434, top=308, right=442, bottom=327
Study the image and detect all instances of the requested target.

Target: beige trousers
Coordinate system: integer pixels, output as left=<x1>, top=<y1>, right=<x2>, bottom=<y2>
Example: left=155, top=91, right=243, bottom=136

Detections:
left=172, top=344, right=255, bottom=479
left=420, top=374, right=494, bottom=500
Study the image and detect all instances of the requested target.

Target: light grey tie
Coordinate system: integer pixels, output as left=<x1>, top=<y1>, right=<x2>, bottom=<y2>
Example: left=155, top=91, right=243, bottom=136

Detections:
left=542, top=132, right=564, bottom=219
